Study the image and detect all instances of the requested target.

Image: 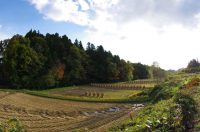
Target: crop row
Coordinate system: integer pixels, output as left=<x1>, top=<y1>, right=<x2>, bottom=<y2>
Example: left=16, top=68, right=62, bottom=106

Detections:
left=91, top=83, right=146, bottom=89
left=127, top=79, right=160, bottom=84
left=0, top=107, right=85, bottom=132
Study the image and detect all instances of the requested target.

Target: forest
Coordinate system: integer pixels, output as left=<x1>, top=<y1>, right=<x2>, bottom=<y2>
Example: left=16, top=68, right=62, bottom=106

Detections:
left=0, top=30, right=165, bottom=89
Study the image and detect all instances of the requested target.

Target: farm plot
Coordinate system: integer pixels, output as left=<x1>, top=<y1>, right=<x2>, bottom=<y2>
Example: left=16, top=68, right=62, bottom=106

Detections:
left=28, top=86, right=146, bottom=103
left=48, top=87, right=141, bottom=99
left=91, top=79, right=160, bottom=90
left=0, top=91, right=135, bottom=132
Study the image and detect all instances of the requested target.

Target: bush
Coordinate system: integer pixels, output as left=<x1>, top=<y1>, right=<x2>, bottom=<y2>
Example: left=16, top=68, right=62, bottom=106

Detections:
left=174, top=92, right=197, bottom=129
left=0, top=118, right=26, bottom=132
left=149, top=85, right=175, bottom=103
left=111, top=91, right=197, bottom=132
left=185, top=77, right=200, bottom=89
left=110, top=100, right=184, bottom=132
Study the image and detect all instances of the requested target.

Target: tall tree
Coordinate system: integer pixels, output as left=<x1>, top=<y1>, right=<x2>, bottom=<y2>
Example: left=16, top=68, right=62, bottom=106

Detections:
left=150, top=62, right=166, bottom=79
left=132, top=63, right=149, bottom=79
left=2, top=35, right=44, bottom=88
left=119, top=60, right=133, bottom=81
left=187, top=59, right=200, bottom=68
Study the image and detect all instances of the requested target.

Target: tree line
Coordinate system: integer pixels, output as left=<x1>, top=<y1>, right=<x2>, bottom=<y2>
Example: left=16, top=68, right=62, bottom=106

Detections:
left=183, top=59, right=200, bottom=73
left=0, top=30, right=166, bottom=89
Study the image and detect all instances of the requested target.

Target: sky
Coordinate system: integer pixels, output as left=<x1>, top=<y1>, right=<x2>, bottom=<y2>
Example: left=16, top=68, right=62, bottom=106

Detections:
left=1, top=0, right=200, bottom=70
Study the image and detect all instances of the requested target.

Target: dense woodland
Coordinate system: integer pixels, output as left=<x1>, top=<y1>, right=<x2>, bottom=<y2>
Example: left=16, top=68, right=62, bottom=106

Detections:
left=0, top=30, right=166, bottom=89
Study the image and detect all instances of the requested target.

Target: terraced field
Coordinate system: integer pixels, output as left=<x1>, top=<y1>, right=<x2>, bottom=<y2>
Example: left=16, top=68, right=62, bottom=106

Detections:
left=91, top=79, right=160, bottom=90
left=27, top=80, right=157, bottom=103
left=47, top=86, right=142, bottom=100
left=0, top=91, right=135, bottom=132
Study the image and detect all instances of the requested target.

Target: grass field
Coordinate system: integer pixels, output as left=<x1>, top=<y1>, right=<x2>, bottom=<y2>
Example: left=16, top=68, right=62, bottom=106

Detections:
left=21, top=80, right=158, bottom=103
left=23, top=85, right=149, bottom=103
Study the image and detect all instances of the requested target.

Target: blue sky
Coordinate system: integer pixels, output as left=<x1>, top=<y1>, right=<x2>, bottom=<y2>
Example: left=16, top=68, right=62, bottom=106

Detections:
left=1, top=0, right=200, bottom=70
left=0, top=0, right=85, bottom=39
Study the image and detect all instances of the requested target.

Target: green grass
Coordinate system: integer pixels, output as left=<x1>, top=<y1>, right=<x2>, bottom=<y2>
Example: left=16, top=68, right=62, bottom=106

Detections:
left=22, top=87, right=149, bottom=103
left=24, top=90, right=149, bottom=103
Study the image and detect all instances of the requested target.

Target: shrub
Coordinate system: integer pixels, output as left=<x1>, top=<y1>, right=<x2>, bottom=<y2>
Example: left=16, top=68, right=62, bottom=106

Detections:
left=0, top=118, right=26, bottom=132
left=174, top=92, right=197, bottom=129
left=110, top=100, right=184, bottom=132
left=185, top=77, right=200, bottom=89
left=149, top=84, right=179, bottom=103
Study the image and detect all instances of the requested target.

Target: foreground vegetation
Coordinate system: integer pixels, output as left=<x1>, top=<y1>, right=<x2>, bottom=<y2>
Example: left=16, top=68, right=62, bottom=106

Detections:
left=110, top=73, right=200, bottom=131
left=0, top=118, right=26, bottom=132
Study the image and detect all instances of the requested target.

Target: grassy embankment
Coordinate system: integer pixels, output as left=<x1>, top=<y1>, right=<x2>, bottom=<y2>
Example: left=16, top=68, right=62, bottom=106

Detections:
left=22, top=86, right=150, bottom=103
left=109, top=73, right=200, bottom=131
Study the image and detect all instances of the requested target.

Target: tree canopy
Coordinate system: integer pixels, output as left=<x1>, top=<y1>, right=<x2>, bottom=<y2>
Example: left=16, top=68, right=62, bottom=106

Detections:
left=0, top=30, right=164, bottom=89
left=184, top=59, right=200, bottom=73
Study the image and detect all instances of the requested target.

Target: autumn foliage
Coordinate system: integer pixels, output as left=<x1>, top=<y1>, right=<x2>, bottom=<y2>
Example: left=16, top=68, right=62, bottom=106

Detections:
left=185, top=77, right=200, bottom=88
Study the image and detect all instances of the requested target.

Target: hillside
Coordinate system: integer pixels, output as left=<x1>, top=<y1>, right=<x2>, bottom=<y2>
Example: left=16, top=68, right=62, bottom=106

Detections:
left=110, top=72, right=200, bottom=131
left=0, top=31, right=199, bottom=132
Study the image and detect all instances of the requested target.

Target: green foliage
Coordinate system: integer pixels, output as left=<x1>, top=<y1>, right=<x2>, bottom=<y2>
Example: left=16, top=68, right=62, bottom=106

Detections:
left=184, top=76, right=200, bottom=89
left=132, top=63, right=149, bottom=80
left=0, top=118, right=26, bottom=132
left=149, top=62, right=167, bottom=79
left=110, top=100, right=184, bottom=132
left=149, top=84, right=179, bottom=103
left=184, top=59, right=200, bottom=73
left=187, top=59, right=200, bottom=69
left=111, top=92, right=197, bottom=132
left=86, top=43, right=133, bottom=83
left=2, top=35, right=44, bottom=88
left=110, top=74, right=198, bottom=132
left=118, top=60, right=133, bottom=81
left=132, top=100, right=184, bottom=132
left=174, top=92, right=197, bottom=129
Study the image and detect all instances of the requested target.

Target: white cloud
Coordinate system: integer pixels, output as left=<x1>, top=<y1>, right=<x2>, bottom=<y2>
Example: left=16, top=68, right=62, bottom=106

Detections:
left=28, top=0, right=200, bottom=70
left=28, top=0, right=120, bottom=26
left=29, top=0, right=49, bottom=11
left=83, top=20, right=200, bottom=70
left=28, top=0, right=92, bottom=25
